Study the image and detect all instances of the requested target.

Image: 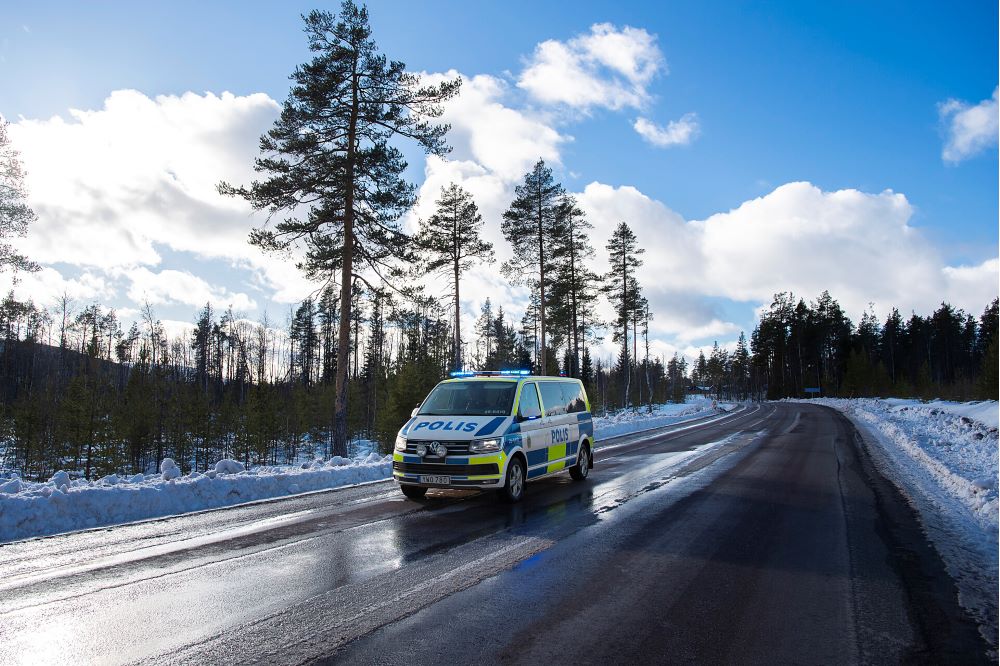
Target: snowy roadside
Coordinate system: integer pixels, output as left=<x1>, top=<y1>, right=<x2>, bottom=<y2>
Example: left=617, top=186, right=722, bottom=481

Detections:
left=0, top=452, right=392, bottom=544
left=802, top=397, right=998, bottom=648
left=593, top=396, right=736, bottom=439
left=0, top=398, right=727, bottom=543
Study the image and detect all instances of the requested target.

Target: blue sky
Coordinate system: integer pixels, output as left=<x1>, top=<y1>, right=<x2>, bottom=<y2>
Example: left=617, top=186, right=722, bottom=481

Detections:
left=1, top=1, right=996, bottom=360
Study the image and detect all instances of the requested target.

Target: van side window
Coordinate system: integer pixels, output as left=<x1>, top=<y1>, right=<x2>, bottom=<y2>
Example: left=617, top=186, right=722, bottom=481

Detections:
left=538, top=382, right=568, bottom=416
left=563, top=381, right=587, bottom=413
left=518, top=383, right=541, bottom=419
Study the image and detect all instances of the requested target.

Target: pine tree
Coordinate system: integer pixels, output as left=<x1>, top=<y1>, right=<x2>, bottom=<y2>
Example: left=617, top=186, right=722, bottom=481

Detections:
left=601, top=222, right=645, bottom=406
left=415, top=183, right=494, bottom=370
left=732, top=332, right=750, bottom=399
left=192, top=303, right=214, bottom=393
left=548, top=195, right=601, bottom=378
left=501, top=159, right=564, bottom=375
left=318, top=285, right=339, bottom=385
left=219, top=3, right=459, bottom=455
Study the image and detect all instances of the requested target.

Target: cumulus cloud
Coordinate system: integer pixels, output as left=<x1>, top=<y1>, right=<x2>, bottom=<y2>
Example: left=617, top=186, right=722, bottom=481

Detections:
left=580, top=180, right=998, bottom=329
left=123, top=267, right=256, bottom=312
left=0, top=266, right=115, bottom=306
left=5, top=88, right=337, bottom=323
left=518, top=23, right=664, bottom=111
left=423, top=71, right=567, bottom=182
left=634, top=113, right=700, bottom=147
left=939, top=87, right=999, bottom=163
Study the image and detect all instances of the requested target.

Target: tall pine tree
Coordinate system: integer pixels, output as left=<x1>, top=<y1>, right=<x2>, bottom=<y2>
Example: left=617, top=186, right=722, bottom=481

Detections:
left=601, top=221, right=645, bottom=406
left=501, top=159, right=564, bottom=375
left=219, top=3, right=459, bottom=454
left=415, top=183, right=494, bottom=370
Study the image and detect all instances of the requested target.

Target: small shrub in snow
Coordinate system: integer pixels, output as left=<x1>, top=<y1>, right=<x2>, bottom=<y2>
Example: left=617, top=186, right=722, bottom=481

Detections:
left=215, top=459, right=246, bottom=475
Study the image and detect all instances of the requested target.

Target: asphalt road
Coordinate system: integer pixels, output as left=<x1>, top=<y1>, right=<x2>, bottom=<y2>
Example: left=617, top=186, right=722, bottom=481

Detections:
left=0, top=403, right=989, bottom=665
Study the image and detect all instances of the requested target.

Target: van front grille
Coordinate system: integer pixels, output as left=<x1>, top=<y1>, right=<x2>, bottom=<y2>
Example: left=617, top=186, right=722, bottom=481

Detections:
left=393, top=461, right=499, bottom=476
left=404, top=440, right=471, bottom=455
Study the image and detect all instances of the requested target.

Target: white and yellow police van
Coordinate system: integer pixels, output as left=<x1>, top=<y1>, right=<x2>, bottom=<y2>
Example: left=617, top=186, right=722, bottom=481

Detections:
left=392, top=371, right=594, bottom=502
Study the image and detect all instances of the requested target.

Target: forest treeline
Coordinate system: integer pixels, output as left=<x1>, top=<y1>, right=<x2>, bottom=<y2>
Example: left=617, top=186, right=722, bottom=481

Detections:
left=0, top=286, right=995, bottom=481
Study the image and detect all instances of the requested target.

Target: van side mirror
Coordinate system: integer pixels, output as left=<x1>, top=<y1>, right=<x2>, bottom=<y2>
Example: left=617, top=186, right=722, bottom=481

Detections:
left=411, top=404, right=421, bottom=418
left=519, top=405, right=541, bottom=421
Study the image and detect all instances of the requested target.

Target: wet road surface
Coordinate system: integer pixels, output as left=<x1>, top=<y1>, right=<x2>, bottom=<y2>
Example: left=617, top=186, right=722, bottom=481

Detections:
left=0, top=403, right=988, bottom=664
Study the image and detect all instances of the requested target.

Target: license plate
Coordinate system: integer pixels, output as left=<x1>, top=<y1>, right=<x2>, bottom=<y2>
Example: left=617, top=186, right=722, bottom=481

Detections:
left=419, top=475, right=451, bottom=485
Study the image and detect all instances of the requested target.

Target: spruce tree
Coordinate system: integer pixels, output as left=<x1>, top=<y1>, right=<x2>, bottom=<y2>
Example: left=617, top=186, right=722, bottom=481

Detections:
left=415, top=183, right=494, bottom=370
left=501, top=159, right=564, bottom=375
left=219, top=3, right=459, bottom=455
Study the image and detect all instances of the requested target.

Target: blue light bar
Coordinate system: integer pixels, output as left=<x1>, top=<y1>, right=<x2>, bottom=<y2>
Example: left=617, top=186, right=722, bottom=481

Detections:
left=450, top=369, right=532, bottom=378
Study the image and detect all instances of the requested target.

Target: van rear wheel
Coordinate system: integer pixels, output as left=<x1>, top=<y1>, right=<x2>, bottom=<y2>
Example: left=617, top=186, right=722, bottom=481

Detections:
left=497, top=457, right=526, bottom=503
left=570, top=445, right=590, bottom=481
left=400, top=484, right=427, bottom=499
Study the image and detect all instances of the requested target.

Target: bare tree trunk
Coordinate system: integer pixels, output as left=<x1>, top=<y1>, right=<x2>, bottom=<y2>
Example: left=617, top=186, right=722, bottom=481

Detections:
left=333, top=68, right=360, bottom=458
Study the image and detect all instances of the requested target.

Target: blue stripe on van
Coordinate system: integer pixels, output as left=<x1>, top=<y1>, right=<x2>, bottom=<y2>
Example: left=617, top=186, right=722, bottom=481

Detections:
left=475, top=417, right=506, bottom=436
left=401, top=417, right=417, bottom=435
left=526, top=449, right=548, bottom=467
left=503, top=434, right=522, bottom=453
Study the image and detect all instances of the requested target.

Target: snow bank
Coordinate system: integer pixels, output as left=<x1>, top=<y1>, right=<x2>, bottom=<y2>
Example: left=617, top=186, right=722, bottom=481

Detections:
left=0, top=400, right=733, bottom=543
left=805, top=398, right=998, bottom=646
left=0, top=453, right=392, bottom=543
left=594, top=397, right=732, bottom=440
left=809, top=398, right=998, bottom=531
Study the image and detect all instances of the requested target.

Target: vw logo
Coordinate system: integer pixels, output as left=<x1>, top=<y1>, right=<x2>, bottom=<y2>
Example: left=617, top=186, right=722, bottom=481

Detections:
left=416, top=441, right=448, bottom=458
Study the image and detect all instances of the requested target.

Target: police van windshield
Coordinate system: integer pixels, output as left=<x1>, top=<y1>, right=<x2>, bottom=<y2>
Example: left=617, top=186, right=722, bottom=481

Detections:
left=418, top=380, right=517, bottom=417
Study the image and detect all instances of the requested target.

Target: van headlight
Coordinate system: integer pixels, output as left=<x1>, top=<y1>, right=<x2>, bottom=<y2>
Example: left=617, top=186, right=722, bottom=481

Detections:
left=394, top=435, right=407, bottom=452
left=469, top=437, right=502, bottom=454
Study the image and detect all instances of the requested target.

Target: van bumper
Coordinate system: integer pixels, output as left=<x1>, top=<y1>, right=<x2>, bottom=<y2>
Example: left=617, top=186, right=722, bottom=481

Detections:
left=392, top=451, right=505, bottom=489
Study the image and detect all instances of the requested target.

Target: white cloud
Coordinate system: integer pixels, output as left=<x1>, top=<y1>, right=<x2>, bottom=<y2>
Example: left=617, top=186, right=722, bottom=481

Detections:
left=939, top=87, right=999, bottom=163
left=8, top=89, right=328, bottom=312
left=518, top=23, right=664, bottom=111
left=582, top=180, right=997, bottom=325
left=634, top=113, right=700, bottom=147
left=424, top=72, right=567, bottom=182
left=0, top=267, right=114, bottom=306
left=123, top=267, right=256, bottom=312
left=11, top=89, right=282, bottom=267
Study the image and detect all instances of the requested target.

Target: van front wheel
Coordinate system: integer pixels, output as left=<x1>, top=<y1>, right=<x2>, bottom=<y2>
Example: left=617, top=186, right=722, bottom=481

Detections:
left=498, top=457, right=526, bottom=503
left=400, top=484, right=427, bottom=499
left=570, top=445, right=590, bottom=481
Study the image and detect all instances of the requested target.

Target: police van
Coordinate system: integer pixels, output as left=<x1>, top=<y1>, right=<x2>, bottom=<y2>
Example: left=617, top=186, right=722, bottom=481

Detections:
left=392, top=371, right=594, bottom=502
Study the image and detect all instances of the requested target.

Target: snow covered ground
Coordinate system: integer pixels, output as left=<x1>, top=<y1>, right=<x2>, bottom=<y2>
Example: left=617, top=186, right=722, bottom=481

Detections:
left=804, top=397, right=998, bottom=647
left=0, top=451, right=393, bottom=544
left=0, top=398, right=727, bottom=543
left=593, top=396, right=735, bottom=439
